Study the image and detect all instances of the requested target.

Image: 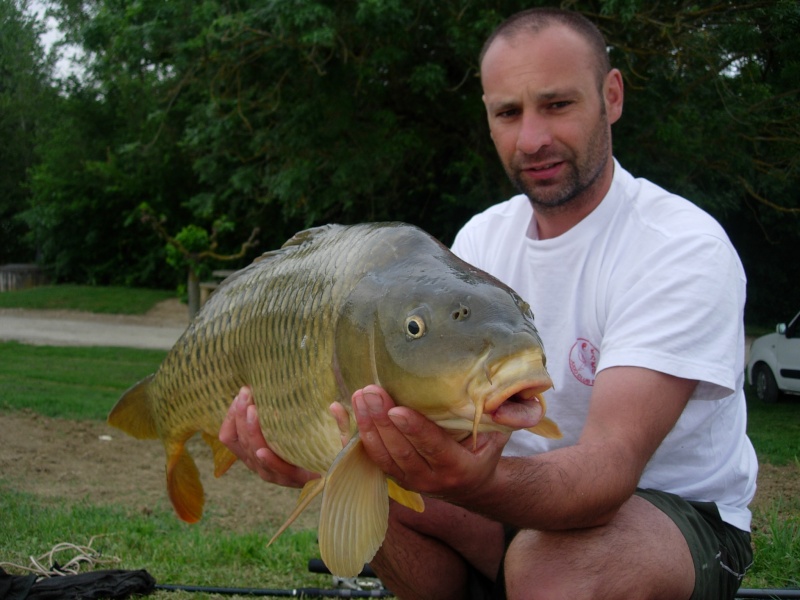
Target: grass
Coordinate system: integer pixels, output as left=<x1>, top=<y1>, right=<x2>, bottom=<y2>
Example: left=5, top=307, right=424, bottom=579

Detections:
left=747, top=494, right=800, bottom=590
left=0, top=487, right=330, bottom=598
left=0, top=285, right=798, bottom=593
left=747, top=400, right=800, bottom=466
left=0, top=342, right=166, bottom=419
left=0, top=284, right=175, bottom=314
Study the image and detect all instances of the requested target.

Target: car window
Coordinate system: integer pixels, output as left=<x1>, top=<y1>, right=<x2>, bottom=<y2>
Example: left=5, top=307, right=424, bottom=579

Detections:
left=785, top=311, right=800, bottom=339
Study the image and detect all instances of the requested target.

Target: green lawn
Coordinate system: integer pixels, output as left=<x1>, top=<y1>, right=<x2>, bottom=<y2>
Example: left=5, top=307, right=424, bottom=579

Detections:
left=0, top=284, right=175, bottom=314
left=0, top=342, right=166, bottom=419
left=747, top=400, right=800, bottom=466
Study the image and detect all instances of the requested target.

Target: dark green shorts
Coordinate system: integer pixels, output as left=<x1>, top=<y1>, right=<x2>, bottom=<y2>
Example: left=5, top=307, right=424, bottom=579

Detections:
left=467, top=489, right=753, bottom=600
left=635, top=488, right=753, bottom=600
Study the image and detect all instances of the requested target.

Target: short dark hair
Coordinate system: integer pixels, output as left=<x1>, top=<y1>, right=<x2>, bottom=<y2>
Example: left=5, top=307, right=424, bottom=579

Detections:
left=479, top=8, right=611, bottom=87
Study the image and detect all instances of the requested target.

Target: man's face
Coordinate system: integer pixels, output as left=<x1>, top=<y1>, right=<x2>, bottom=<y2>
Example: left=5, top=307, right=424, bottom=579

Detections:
left=481, top=26, right=622, bottom=212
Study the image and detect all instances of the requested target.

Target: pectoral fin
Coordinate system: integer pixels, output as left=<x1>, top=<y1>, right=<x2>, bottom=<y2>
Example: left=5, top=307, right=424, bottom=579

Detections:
left=525, top=416, right=562, bottom=439
left=318, top=433, right=389, bottom=578
left=388, top=480, right=424, bottom=513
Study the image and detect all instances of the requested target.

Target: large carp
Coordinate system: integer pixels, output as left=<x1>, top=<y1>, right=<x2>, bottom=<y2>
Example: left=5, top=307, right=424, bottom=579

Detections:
left=108, top=222, right=559, bottom=577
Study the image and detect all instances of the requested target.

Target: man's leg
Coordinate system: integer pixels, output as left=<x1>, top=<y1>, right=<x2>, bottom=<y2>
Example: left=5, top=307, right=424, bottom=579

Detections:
left=503, top=494, right=696, bottom=600
left=370, top=498, right=505, bottom=600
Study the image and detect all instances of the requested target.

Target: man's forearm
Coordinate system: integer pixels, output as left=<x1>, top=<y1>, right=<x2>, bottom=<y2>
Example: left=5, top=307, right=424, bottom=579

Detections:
left=448, top=443, right=638, bottom=531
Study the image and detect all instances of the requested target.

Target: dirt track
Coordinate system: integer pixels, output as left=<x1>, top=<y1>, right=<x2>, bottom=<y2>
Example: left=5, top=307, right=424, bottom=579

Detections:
left=0, top=298, right=189, bottom=349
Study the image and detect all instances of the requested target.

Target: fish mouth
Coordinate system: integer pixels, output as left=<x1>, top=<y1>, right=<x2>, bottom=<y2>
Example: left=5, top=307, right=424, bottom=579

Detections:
left=485, top=381, right=550, bottom=428
left=466, top=349, right=553, bottom=449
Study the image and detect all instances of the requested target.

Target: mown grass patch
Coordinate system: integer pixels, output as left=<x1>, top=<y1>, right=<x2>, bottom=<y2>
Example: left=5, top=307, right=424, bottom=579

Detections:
left=0, top=342, right=165, bottom=419
left=0, top=285, right=174, bottom=314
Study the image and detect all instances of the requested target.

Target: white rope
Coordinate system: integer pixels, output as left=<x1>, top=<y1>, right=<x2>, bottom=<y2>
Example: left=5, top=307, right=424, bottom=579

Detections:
left=0, top=536, right=121, bottom=578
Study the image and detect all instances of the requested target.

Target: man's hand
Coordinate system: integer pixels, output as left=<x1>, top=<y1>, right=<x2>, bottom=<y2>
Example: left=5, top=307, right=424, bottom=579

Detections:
left=351, top=385, right=510, bottom=500
left=219, top=386, right=319, bottom=488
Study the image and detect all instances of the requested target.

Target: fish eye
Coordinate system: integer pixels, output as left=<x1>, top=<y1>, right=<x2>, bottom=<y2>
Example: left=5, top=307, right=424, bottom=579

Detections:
left=451, top=304, right=471, bottom=321
left=405, top=316, right=426, bottom=339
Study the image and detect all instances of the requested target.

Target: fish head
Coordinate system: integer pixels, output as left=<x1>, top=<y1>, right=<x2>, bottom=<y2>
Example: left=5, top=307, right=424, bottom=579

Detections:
left=335, top=231, right=559, bottom=445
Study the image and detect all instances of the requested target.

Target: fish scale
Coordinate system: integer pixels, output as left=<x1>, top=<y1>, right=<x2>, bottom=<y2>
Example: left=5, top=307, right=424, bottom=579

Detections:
left=108, top=222, right=560, bottom=577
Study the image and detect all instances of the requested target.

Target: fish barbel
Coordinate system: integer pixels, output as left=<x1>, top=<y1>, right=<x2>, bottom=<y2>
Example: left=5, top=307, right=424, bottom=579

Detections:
left=108, top=222, right=559, bottom=577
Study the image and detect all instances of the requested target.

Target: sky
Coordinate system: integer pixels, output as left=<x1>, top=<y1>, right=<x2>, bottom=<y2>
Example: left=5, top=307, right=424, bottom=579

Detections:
left=26, top=0, right=83, bottom=79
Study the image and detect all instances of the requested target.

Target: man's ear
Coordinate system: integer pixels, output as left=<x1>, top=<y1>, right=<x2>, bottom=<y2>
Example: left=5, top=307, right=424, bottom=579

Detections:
left=604, top=68, right=624, bottom=125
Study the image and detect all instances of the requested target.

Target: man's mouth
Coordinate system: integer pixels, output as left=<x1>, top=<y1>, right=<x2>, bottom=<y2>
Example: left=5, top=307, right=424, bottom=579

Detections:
left=522, top=161, right=563, bottom=179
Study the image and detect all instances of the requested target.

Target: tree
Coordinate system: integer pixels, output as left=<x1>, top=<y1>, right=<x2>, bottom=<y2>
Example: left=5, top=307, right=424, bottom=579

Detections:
left=139, top=205, right=259, bottom=317
left=0, top=0, right=56, bottom=264
left=11, top=0, right=799, bottom=323
left=596, top=0, right=800, bottom=322
left=21, top=0, right=207, bottom=287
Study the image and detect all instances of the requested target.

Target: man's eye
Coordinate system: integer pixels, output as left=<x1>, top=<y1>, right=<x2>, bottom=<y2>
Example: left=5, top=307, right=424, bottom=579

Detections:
left=549, top=101, right=571, bottom=110
left=497, top=108, right=520, bottom=118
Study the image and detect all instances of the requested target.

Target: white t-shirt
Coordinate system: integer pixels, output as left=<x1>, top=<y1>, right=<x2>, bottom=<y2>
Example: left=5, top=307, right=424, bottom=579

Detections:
left=451, top=161, right=757, bottom=531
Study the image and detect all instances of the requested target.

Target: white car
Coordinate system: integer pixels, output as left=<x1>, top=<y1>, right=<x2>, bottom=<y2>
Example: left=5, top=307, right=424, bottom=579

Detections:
left=747, top=310, right=800, bottom=403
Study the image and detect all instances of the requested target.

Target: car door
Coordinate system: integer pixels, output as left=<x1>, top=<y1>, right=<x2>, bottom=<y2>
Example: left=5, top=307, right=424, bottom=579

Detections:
left=775, top=311, right=800, bottom=394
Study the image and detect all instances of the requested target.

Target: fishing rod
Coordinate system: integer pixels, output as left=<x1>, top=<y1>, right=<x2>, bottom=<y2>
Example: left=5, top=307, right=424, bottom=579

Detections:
left=154, top=582, right=393, bottom=597
left=154, top=559, right=393, bottom=597
left=735, top=590, right=800, bottom=600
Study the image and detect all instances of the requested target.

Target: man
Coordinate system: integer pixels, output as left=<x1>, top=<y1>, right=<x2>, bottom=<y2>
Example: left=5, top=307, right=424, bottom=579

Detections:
left=220, top=8, right=757, bottom=599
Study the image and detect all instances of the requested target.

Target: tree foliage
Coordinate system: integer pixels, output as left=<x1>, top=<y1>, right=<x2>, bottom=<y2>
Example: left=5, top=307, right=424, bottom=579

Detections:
left=140, top=204, right=259, bottom=317
left=5, top=0, right=799, bottom=323
left=0, top=0, right=57, bottom=263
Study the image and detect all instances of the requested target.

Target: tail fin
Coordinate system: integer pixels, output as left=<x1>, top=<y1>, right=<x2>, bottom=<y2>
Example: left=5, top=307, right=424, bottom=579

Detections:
left=108, top=375, right=159, bottom=439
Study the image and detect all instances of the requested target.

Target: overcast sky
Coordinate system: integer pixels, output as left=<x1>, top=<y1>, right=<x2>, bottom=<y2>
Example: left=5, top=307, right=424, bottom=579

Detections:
left=27, top=0, right=83, bottom=78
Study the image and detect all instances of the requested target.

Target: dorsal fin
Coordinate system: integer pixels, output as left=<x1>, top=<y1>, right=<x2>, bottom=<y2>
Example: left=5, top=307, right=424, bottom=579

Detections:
left=250, top=225, right=338, bottom=267
left=280, top=224, right=336, bottom=249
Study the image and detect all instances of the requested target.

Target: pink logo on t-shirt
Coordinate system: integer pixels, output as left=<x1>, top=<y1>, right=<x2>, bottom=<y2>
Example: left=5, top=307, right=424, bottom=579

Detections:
left=569, top=338, right=598, bottom=386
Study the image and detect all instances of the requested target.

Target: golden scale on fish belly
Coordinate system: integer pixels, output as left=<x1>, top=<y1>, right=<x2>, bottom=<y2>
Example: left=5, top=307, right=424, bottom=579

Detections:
left=107, top=221, right=561, bottom=578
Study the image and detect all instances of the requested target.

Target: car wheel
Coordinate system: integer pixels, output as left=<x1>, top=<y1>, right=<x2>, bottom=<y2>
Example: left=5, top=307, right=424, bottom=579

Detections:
left=753, top=363, right=779, bottom=403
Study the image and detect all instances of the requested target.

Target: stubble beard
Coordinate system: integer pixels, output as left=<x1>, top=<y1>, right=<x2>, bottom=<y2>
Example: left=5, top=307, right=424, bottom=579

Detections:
left=506, top=115, right=612, bottom=216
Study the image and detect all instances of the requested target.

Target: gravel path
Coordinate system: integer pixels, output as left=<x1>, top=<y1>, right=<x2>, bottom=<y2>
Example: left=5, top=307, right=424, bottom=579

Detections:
left=0, top=299, right=189, bottom=350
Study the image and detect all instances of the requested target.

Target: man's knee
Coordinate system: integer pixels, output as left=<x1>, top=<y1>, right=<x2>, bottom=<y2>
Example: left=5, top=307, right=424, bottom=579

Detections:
left=503, top=530, right=594, bottom=600
left=500, top=499, right=696, bottom=600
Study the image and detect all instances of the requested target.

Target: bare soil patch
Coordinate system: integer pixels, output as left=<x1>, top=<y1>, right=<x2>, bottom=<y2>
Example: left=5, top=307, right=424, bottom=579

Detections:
left=1, top=408, right=796, bottom=537
left=0, top=410, right=319, bottom=533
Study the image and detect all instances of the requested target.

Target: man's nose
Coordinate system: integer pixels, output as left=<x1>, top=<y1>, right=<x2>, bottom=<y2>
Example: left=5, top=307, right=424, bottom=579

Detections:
left=516, top=112, right=552, bottom=155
